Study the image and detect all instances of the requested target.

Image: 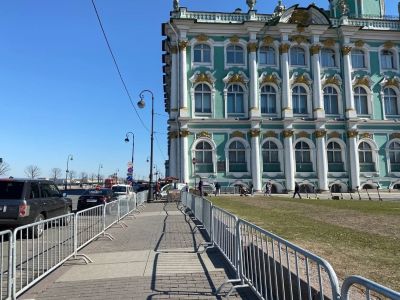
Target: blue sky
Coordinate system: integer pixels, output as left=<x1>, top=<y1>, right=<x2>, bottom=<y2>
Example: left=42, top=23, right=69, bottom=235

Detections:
left=0, top=0, right=397, bottom=180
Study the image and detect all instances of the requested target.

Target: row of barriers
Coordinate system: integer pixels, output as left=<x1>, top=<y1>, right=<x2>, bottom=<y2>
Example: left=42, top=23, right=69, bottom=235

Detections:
left=180, top=192, right=400, bottom=300
left=0, top=190, right=147, bottom=300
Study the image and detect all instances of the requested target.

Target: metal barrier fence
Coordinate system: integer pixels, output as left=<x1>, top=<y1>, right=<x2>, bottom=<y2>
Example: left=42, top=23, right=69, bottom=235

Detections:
left=181, top=192, right=400, bottom=300
left=13, top=214, right=75, bottom=298
left=0, top=230, right=12, bottom=300
left=75, top=205, right=104, bottom=252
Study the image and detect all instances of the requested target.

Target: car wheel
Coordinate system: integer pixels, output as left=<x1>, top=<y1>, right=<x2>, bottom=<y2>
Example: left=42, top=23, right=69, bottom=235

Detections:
left=32, top=213, right=45, bottom=238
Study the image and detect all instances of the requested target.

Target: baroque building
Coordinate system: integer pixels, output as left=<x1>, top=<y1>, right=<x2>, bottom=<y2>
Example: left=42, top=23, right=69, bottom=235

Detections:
left=162, top=0, right=400, bottom=193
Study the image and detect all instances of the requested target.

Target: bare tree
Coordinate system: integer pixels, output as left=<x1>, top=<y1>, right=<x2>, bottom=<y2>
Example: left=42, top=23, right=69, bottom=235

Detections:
left=25, top=165, right=41, bottom=179
left=0, top=161, right=10, bottom=176
left=80, top=172, right=88, bottom=183
left=50, top=168, right=62, bottom=181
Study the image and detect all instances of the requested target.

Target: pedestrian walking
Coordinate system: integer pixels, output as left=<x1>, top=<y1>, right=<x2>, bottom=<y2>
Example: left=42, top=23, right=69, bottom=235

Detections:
left=293, top=182, right=302, bottom=199
left=198, top=179, right=203, bottom=196
left=266, top=180, right=272, bottom=196
left=214, top=182, right=220, bottom=196
left=250, top=182, right=254, bottom=196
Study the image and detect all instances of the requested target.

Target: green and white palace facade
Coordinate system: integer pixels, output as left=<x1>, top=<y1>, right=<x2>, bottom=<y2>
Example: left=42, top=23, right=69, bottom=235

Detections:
left=162, top=0, right=400, bottom=193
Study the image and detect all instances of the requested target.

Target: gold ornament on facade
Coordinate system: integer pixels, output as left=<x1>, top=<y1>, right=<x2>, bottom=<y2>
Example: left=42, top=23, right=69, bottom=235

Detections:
left=262, top=36, right=274, bottom=46
left=180, top=129, right=191, bottom=137
left=297, top=131, right=310, bottom=138
left=289, top=9, right=310, bottom=26
left=341, top=46, right=352, bottom=55
left=249, top=129, right=260, bottom=137
left=229, top=35, right=240, bottom=43
left=314, top=130, right=327, bottom=138
left=297, top=25, right=306, bottom=33
left=231, top=131, right=245, bottom=138
left=228, top=74, right=245, bottom=84
left=310, top=44, right=321, bottom=55
left=324, top=76, right=340, bottom=86
left=360, top=133, right=372, bottom=139
left=383, top=41, right=395, bottom=49
left=170, top=45, right=178, bottom=54
left=261, top=74, right=278, bottom=85
left=384, top=78, right=399, bottom=88
left=291, top=35, right=308, bottom=45
left=264, top=131, right=277, bottom=138
left=195, top=72, right=212, bottom=85
left=294, top=74, right=310, bottom=85
left=168, top=131, right=179, bottom=139
left=347, top=130, right=358, bottom=138
left=322, top=39, right=335, bottom=48
left=197, top=131, right=211, bottom=139
left=178, top=40, right=189, bottom=50
left=354, top=40, right=365, bottom=48
left=196, top=34, right=208, bottom=42
left=354, top=77, right=371, bottom=88
left=329, top=131, right=341, bottom=139
left=247, top=42, right=258, bottom=52
left=282, top=130, right=294, bottom=138
left=390, top=133, right=400, bottom=139
left=279, top=43, right=290, bottom=54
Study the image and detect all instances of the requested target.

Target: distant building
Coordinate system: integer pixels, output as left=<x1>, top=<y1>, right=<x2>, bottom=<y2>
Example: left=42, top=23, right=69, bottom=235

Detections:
left=162, top=0, right=400, bottom=192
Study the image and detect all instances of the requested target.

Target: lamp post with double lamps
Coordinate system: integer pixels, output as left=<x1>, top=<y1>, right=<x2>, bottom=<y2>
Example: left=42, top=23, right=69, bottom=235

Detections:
left=137, top=89, right=155, bottom=202
left=97, top=163, right=103, bottom=185
left=65, top=154, right=73, bottom=191
left=125, top=132, right=134, bottom=185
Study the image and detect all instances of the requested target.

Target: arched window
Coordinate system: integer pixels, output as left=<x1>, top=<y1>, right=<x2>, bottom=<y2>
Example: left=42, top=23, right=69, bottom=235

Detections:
left=323, top=86, right=339, bottom=115
left=193, top=44, right=211, bottom=63
left=228, top=141, right=247, bottom=172
left=194, top=84, right=211, bottom=114
left=389, top=141, right=400, bottom=172
left=354, top=86, right=368, bottom=115
left=194, top=141, right=213, bottom=173
left=262, top=141, right=280, bottom=172
left=358, top=141, right=375, bottom=172
left=226, top=45, right=244, bottom=64
left=290, top=46, right=306, bottom=66
left=384, top=87, right=398, bottom=116
left=260, top=85, right=276, bottom=114
left=321, top=48, right=336, bottom=67
left=227, top=84, right=244, bottom=117
left=295, top=141, right=312, bottom=172
left=327, top=141, right=344, bottom=172
left=259, top=46, right=275, bottom=65
left=381, top=50, right=394, bottom=70
left=351, top=49, right=365, bottom=68
left=292, top=86, right=307, bottom=114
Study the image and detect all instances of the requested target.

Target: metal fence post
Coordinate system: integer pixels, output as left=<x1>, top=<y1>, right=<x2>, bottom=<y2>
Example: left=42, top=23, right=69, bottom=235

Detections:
left=235, top=217, right=243, bottom=282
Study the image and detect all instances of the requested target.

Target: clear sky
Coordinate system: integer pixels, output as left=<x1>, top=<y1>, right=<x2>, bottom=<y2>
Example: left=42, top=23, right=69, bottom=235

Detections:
left=0, top=0, right=398, bottom=181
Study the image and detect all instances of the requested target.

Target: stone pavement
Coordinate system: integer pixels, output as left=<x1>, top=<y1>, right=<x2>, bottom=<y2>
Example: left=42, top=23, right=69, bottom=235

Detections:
left=19, top=202, right=255, bottom=300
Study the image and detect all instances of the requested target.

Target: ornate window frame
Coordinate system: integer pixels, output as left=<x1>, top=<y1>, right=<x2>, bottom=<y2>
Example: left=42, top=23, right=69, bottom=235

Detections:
left=291, top=84, right=312, bottom=117
left=225, top=137, right=251, bottom=177
left=385, top=138, right=400, bottom=176
left=326, top=138, right=347, bottom=173
left=258, top=41, right=279, bottom=69
left=357, top=138, right=379, bottom=175
left=289, top=43, right=310, bottom=70
left=378, top=45, right=399, bottom=72
left=190, top=38, right=214, bottom=69
left=323, top=84, right=343, bottom=116
left=293, top=137, right=316, bottom=175
left=353, top=84, right=373, bottom=117
left=189, top=71, right=216, bottom=119
left=260, top=137, right=284, bottom=176
left=223, top=71, right=249, bottom=119
left=320, top=45, right=340, bottom=70
left=224, top=38, right=247, bottom=70
left=350, top=44, right=371, bottom=72
left=191, top=137, right=217, bottom=177
left=382, top=86, right=400, bottom=118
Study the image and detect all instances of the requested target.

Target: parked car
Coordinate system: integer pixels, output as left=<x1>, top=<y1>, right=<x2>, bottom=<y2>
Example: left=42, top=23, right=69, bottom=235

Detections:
left=0, top=178, right=73, bottom=237
left=111, top=184, right=134, bottom=197
left=160, top=183, right=186, bottom=198
left=77, top=188, right=116, bottom=211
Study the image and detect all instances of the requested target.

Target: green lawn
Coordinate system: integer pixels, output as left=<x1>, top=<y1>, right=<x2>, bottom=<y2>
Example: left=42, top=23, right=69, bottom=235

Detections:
left=209, top=196, right=400, bottom=291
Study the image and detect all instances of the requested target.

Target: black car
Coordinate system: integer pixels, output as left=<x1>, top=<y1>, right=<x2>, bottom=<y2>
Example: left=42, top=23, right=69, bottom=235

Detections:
left=0, top=178, right=73, bottom=236
left=77, top=188, right=115, bottom=211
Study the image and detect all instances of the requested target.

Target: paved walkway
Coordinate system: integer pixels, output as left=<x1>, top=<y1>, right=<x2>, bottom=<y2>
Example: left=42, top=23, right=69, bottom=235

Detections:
left=19, top=202, right=255, bottom=300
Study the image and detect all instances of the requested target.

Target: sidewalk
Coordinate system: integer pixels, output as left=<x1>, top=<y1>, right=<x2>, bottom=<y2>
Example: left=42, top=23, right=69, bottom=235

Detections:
left=19, top=202, right=255, bottom=300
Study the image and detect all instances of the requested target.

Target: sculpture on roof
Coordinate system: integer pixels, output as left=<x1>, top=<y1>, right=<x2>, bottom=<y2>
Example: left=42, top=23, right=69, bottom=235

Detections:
left=246, top=0, right=256, bottom=10
left=339, top=0, right=349, bottom=16
left=173, top=0, right=179, bottom=12
left=273, top=0, right=286, bottom=17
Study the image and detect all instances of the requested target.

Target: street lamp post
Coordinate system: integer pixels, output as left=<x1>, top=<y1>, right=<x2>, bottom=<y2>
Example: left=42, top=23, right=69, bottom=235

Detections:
left=65, top=154, right=73, bottom=191
left=125, top=132, right=134, bottom=185
left=97, top=163, right=103, bottom=185
left=138, top=89, right=155, bottom=202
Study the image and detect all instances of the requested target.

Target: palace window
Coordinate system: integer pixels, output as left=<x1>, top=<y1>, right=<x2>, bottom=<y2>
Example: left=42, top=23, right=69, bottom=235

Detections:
left=321, top=48, right=336, bottom=68
left=194, top=84, right=211, bottom=114
left=193, top=44, right=211, bottom=63
left=292, top=86, right=307, bottom=114
left=290, top=46, right=306, bottom=66
left=227, top=84, right=245, bottom=117
left=295, top=141, right=312, bottom=172
left=358, top=141, right=375, bottom=172
left=260, top=85, right=276, bottom=114
left=389, top=141, right=400, bottom=172
left=194, top=141, right=213, bottom=173
left=226, top=45, right=244, bottom=64
left=327, top=141, right=344, bottom=172
left=262, top=141, right=280, bottom=172
left=354, top=86, right=368, bottom=115
left=228, top=141, right=247, bottom=172
left=259, top=46, right=275, bottom=65
left=351, top=49, right=365, bottom=68
left=381, top=50, right=394, bottom=70
left=384, top=87, right=398, bottom=116
left=323, top=86, right=339, bottom=115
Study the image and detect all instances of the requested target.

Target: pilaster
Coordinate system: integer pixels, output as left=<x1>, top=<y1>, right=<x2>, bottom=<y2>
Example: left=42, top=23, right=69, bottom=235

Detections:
left=249, top=127, right=261, bottom=191
left=315, top=129, right=329, bottom=191
left=283, top=129, right=295, bottom=191
left=170, top=45, right=178, bottom=119
left=179, top=40, right=189, bottom=117
left=342, top=46, right=357, bottom=119
left=347, top=129, right=360, bottom=190
left=280, top=43, right=292, bottom=118
left=248, top=41, right=260, bottom=118
left=180, top=129, right=190, bottom=184
left=311, top=44, right=325, bottom=119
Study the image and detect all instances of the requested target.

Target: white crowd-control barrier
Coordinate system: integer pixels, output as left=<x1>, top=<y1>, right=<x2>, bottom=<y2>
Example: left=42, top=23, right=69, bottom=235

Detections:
left=180, top=192, right=400, bottom=300
left=0, top=190, right=148, bottom=300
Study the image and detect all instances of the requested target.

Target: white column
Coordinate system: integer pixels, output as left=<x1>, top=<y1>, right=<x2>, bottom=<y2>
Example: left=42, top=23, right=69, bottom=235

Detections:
left=348, top=130, right=360, bottom=190
left=315, top=130, right=329, bottom=191
left=169, top=134, right=177, bottom=177
left=179, top=41, right=188, bottom=117
left=342, top=46, right=357, bottom=118
left=311, top=45, right=325, bottom=119
left=248, top=42, right=260, bottom=118
left=250, top=130, right=262, bottom=191
left=283, top=130, right=295, bottom=191
left=180, top=130, right=190, bottom=184
left=280, top=44, right=292, bottom=118
left=170, top=45, right=178, bottom=119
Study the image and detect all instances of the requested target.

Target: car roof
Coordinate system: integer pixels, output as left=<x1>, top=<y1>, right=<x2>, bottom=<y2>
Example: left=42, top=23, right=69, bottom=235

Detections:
left=112, top=184, right=130, bottom=187
left=0, top=178, right=54, bottom=183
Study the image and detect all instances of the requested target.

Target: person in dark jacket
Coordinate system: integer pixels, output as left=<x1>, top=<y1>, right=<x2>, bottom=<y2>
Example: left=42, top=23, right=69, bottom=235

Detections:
left=198, top=179, right=203, bottom=196
left=293, top=182, right=302, bottom=199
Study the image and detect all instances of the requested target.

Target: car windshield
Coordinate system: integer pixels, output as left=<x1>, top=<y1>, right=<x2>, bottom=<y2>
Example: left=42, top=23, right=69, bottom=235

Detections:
left=82, top=189, right=110, bottom=196
left=112, top=186, right=127, bottom=193
left=0, top=181, right=24, bottom=199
